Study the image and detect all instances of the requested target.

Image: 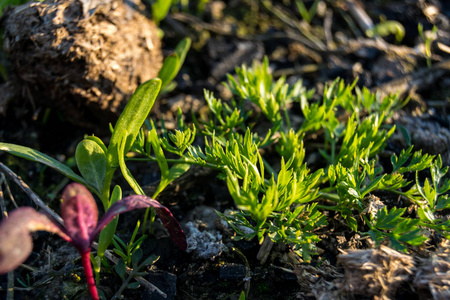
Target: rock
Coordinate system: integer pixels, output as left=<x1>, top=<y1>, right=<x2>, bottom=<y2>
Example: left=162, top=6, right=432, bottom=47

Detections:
left=1, top=0, right=162, bottom=130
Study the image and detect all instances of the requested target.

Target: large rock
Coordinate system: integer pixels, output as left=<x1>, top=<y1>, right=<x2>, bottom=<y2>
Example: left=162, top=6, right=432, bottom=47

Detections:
left=1, top=0, right=162, bottom=129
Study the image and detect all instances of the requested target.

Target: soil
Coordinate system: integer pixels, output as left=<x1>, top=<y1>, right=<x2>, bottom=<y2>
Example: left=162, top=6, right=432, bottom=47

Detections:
left=1, top=0, right=450, bottom=299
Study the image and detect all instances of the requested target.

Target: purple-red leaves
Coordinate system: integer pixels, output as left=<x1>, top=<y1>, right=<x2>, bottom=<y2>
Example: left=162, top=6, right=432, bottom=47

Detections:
left=61, top=183, right=98, bottom=251
left=0, top=207, right=69, bottom=274
left=93, top=195, right=187, bottom=251
left=0, top=182, right=187, bottom=276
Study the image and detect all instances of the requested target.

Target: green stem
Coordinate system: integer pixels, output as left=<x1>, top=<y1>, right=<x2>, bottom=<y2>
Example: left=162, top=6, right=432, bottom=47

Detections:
left=101, top=168, right=115, bottom=210
left=331, top=139, right=336, bottom=165
left=317, top=191, right=340, bottom=202
left=283, top=108, right=291, bottom=132
left=316, top=204, right=342, bottom=211
left=260, top=156, right=277, bottom=179
left=126, top=156, right=222, bottom=170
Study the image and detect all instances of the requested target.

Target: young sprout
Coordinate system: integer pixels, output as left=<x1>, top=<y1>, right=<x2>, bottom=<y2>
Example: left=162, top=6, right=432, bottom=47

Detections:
left=0, top=183, right=186, bottom=300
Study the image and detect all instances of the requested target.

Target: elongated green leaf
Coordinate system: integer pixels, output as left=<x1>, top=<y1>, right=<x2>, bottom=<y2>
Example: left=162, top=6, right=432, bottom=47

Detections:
left=158, top=54, right=180, bottom=88
left=158, top=38, right=191, bottom=88
left=151, top=0, right=172, bottom=23
left=0, top=142, right=87, bottom=186
left=97, top=185, right=122, bottom=258
left=117, top=133, right=145, bottom=196
left=114, top=259, right=126, bottom=279
left=174, top=37, right=191, bottom=71
left=108, top=79, right=162, bottom=167
left=75, top=139, right=107, bottom=193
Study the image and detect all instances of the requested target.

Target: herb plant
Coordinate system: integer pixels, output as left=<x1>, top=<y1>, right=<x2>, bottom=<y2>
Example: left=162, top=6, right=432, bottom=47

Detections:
left=125, top=56, right=449, bottom=260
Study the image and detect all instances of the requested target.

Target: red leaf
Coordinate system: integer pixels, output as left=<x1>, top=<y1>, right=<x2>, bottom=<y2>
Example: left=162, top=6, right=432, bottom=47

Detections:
left=93, top=195, right=187, bottom=251
left=61, top=183, right=98, bottom=251
left=0, top=207, right=69, bottom=274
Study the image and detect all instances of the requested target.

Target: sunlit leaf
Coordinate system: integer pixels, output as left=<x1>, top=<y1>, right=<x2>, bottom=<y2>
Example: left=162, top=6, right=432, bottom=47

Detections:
left=93, top=195, right=187, bottom=251
left=61, top=183, right=98, bottom=251
left=0, top=207, right=70, bottom=274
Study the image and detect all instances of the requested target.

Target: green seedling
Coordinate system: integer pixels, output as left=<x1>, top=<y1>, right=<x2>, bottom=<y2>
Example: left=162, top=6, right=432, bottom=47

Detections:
left=295, top=0, right=320, bottom=24
left=112, top=220, right=147, bottom=267
left=418, top=23, right=438, bottom=67
left=366, top=20, right=405, bottom=42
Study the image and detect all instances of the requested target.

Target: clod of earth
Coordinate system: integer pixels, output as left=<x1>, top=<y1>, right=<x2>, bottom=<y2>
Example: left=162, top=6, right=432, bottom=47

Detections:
left=0, top=0, right=162, bottom=130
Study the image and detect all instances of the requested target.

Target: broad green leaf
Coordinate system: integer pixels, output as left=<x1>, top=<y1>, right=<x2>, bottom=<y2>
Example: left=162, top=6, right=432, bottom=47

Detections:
left=84, top=135, right=108, bottom=154
left=397, top=229, right=427, bottom=246
left=388, top=237, right=407, bottom=252
left=108, top=79, right=161, bottom=167
left=436, top=195, right=450, bottom=210
left=141, top=254, right=159, bottom=267
left=417, top=207, right=435, bottom=223
left=75, top=138, right=107, bottom=193
left=376, top=207, right=405, bottom=230
left=0, top=142, right=88, bottom=187
left=127, top=282, right=141, bottom=289
left=168, top=164, right=191, bottom=182
left=114, top=259, right=126, bottom=279
left=346, top=216, right=358, bottom=231
left=132, top=248, right=143, bottom=269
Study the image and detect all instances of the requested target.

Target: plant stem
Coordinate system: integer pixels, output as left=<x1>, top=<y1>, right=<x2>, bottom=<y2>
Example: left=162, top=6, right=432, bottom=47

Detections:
left=126, top=156, right=222, bottom=170
left=317, top=191, right=340, bottom=202
left=316, top=204, right=341, bottom=211
left=80, top=249, right=99, bottom=300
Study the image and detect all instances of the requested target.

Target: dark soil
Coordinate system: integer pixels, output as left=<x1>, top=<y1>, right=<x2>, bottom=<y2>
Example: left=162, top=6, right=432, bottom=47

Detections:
left=1, top=0, right=450, bottom=299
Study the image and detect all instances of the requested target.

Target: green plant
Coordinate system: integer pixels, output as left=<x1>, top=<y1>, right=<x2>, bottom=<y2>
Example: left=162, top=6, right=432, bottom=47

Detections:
left=295, top=0, right=320, bottom=24
left=366, top=20, right=405, bottom=42
left=195, top=57, right=447, bottom=258
left=418, top=23, right=438, bottom=67
left=0, top=38, right=190, bottom=276
left=113, top=248, right=159, bottom=298
left=2, top=49, right=449, bottom=271
left=112, top=221, right=148, bottom=267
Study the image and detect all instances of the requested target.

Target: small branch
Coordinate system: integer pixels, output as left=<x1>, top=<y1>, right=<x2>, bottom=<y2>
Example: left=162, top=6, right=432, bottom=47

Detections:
left=0, top=176, right=14, bottom=300
left=0, top=163, right=63, bottom=225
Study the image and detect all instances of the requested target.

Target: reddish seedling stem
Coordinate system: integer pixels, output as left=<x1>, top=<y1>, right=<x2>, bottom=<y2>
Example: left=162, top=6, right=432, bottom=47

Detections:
left=80, top=249, right=99, bottom=300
